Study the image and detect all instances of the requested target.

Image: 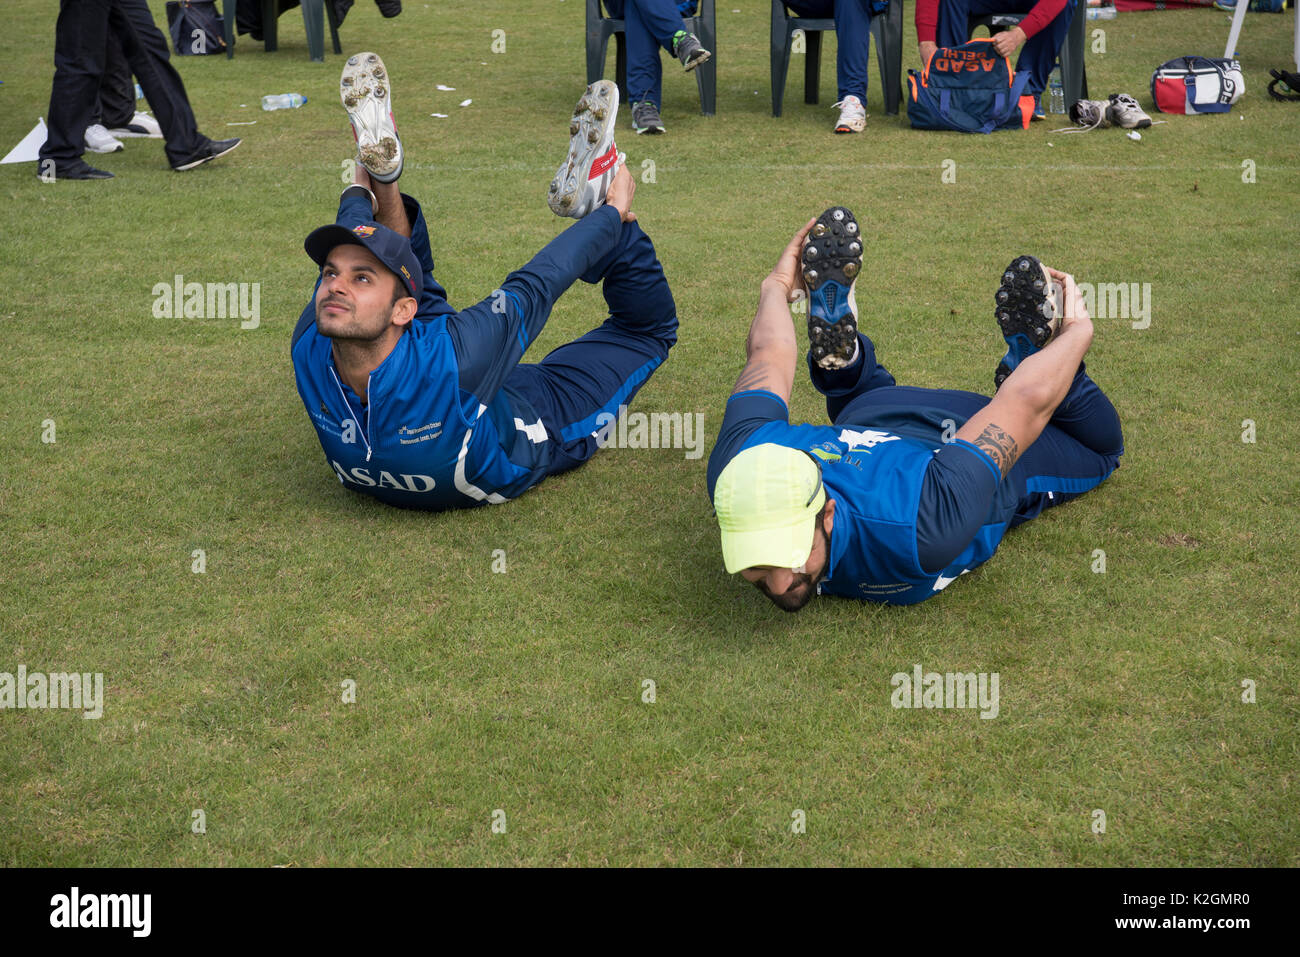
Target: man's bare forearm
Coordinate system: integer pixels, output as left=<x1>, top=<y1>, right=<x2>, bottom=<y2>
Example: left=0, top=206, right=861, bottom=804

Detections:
left=730, top=278, right=798, bottom=401
left=1001, top=320, right=1093, bottom=420
left=373, top=180, right=410, bottom=237
left=747, top=279, right=798, bottom=357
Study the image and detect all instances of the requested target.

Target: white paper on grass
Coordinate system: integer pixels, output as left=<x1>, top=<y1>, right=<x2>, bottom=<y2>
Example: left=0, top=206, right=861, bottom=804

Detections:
left=1, top=118, right=47, bottom=164
left=436, top=84, right=456, bottom=91
left=430, top=113, right=449, bottom=118
left=459, top=99, right=472, bottom=107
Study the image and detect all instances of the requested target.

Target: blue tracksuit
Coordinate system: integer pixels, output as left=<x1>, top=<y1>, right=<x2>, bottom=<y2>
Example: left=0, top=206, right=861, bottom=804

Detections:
left=602, top=0, right=699, bottom=109
left=781, top=0, right=878, bottom=105
left=707, top=332, right=1123, bottom=605
left=291, top=189, right=677, bottom=509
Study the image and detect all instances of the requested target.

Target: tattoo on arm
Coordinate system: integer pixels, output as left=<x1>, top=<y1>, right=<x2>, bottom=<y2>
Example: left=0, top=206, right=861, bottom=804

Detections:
left=973, top=422, right=1020, bottom=475
left=733, top=360, right=772, bottom=394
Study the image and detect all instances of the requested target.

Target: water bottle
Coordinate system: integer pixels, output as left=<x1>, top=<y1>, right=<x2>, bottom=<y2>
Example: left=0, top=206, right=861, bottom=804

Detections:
left=261, top=93, right=307, bottom=111
left=1049, top=68, right=1065, bottom=114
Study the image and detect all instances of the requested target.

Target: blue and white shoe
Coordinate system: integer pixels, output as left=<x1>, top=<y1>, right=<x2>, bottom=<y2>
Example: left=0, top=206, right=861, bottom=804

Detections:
left=803, top=206, right=862, bottom=370
left=993, top=254, right=1062, bottom=389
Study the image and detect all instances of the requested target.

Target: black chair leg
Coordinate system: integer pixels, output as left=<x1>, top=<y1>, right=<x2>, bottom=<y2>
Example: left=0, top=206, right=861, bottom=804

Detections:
left=693, top=8, right=716, bottom=116
left=805, top=30, right=822, bottom=106
left=772, top=13, right=791, bottom=116
left=615, top=33, right=628, bottom=103
left=262, top=0, right=278, bottom=52
left=326, top=1, right=342, bottom=55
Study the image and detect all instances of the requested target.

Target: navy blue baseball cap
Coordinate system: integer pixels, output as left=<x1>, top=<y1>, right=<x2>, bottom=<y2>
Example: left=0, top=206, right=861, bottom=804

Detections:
left=304, top=221, right=421, bottom=298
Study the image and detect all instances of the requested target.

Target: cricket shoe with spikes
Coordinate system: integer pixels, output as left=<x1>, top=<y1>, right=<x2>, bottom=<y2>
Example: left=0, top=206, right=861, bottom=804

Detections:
left=993, top=254, right=1063, bottom=390
left=341, top=52, right=403, bottom=183
left=548, top=80, right=623, bottom=219
left=803, top=206, right=863, bottom=370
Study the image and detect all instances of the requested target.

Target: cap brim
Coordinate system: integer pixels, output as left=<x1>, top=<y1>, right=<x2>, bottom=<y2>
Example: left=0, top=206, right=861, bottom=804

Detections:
left=720, top=509, right=819, bottom=575
left=304, top=224, right=367, bottom=267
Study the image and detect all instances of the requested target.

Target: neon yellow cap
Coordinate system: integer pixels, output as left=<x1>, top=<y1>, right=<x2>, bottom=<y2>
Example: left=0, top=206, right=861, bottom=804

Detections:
left=713, top=444, right=826, bottom=574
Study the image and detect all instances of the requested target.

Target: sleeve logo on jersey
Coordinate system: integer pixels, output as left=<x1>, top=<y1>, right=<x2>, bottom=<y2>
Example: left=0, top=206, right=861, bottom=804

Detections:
left=837, top=428, right=900, bottom=451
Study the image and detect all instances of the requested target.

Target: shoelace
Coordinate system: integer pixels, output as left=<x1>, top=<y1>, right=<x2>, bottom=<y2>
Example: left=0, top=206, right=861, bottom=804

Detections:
left=832, top=98, right=866, bottom=120
left=1055, top=102, right=1105, bottom=133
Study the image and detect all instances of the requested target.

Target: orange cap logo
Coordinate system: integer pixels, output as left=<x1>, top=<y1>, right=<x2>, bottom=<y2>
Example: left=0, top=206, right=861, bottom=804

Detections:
left=352, top=225, right=376, bottom=237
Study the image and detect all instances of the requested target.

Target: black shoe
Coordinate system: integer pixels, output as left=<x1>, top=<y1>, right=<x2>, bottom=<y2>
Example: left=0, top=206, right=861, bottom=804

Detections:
left=172, top=137, right=241, bottom=171
left=803, top=206, right=863, bottom=370
left=375, top=0, right=401, bottom=16
left=332, top=0, right=354, bottom=25
left=993, top=255, right=1061, bottom=390
left=38, top=159, right=114, bottom=180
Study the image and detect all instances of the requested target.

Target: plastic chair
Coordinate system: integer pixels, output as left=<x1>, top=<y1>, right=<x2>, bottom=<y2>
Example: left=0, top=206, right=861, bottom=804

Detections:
left=586, top=0, right=717, bottom=116
left=971, top=6, right=1088, bottom=106
left=220, top=0, right=343, bottom=62
left=771, top=1, right=905, bottom=117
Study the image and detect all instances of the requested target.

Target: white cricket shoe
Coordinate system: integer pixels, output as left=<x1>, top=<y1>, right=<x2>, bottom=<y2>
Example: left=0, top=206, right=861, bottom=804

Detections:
left=341, top=51, right=403, bottom=183
left=107, top=111, right=162, bottom=138
left=833, top=95, right=866, bottom=134
left=548, top=81, right=622, bottom=219
left=85, top=124, right=124, bottom=153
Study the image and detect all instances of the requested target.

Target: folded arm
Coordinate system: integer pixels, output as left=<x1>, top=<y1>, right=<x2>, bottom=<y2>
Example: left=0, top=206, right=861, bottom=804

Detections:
left=954, top=268, right=1094, bottom=477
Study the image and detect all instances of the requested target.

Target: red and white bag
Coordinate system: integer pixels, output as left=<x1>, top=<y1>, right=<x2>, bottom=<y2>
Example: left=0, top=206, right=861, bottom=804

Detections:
left=1151, top=56, right=1245, bottom=114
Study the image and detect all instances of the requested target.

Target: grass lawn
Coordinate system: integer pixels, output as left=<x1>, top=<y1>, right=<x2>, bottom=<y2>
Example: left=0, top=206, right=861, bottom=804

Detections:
left=0, top=0, right=1296, bottom=866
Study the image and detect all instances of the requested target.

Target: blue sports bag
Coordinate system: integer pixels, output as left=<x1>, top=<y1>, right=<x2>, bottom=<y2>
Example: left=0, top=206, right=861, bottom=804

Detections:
left=907, top=39, right=1034, bottom=133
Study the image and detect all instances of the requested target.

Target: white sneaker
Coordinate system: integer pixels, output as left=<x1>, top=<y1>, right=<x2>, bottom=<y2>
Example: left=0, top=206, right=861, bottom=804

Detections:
left=84, top=124, right=124, bottom=154
left=1068, top=99, right=1112, bottom=130
left=1106, top=93, right=1152, bottom=130
left=548, top=81, right=622, bottom=219
left=341, top=51, right=403, bottom=183
left=107, top=111, right=162, bottom=138
left=832, top=95, right=866, bottom=134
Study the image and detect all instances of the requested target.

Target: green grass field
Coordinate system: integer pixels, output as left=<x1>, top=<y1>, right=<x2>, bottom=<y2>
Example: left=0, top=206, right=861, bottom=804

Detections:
left=1, top=0, right=1297, bottom=867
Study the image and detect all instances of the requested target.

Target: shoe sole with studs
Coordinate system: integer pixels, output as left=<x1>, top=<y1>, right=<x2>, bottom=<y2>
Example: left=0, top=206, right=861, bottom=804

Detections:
left=803, top=206, right=863, bottom=370
left=341, top=52, right=402, bottom=183
left=548, top=81, right=621, bottom=218
left=993, top=254, right=1062, bottom=389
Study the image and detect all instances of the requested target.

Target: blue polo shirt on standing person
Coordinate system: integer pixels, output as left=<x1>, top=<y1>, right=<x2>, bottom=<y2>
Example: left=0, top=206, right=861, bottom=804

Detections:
left=707, top=388, right=1025, bottom=605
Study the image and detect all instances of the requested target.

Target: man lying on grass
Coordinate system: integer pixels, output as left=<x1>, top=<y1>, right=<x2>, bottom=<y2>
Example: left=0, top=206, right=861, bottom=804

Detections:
left=292, top=54, right=677, bottom=509
left=707, top=206, right=1124, bottom=609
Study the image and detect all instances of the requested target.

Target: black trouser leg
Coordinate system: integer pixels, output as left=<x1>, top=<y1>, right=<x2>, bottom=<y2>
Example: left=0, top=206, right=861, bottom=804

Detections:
left=109, top=0, right=205, bottom=164
left=40, top=0, right=112, bottom=169
left=97, top=27, right=137, bottom=128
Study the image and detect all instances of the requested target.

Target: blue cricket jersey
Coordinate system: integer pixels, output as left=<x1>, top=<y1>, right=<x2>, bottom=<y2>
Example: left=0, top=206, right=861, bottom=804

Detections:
left=707, top=390, right=1021, bottom=605
left=290, top=190, right=570, bottom=509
